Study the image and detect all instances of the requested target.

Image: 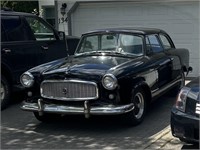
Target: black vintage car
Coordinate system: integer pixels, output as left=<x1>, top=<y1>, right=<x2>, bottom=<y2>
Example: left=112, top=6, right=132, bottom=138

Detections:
left=21, top=28, right=191, bottom=125
left=171, top=76, right=199, bottom=144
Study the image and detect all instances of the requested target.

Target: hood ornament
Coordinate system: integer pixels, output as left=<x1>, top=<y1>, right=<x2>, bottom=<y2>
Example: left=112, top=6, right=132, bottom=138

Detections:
left=62, top=88, right=69, bottom=96
left=65, top=66, right=70, bottom=75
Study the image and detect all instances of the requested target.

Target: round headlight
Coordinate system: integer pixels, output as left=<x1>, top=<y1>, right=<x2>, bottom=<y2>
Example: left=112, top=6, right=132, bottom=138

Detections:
left=20, top=72, right=34, bottom=87
left=102, top=74, right=118, bottom=90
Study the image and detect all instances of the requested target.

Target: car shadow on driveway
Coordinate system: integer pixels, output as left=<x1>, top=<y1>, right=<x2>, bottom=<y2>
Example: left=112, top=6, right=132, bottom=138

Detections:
left=1, top=92, right=186, bottom=149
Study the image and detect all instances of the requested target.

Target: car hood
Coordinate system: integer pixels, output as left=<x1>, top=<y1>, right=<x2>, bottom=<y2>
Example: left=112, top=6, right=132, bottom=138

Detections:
left=42, top=55, right=133, bottom=75
left=31, top=54, right=145, bottom=81
left=186, top=76, right=200, bottom=101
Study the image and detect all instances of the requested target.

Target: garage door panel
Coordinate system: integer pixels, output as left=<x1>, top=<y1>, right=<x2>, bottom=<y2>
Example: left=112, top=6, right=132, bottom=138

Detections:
left=189, top=59, right=200, bottom=76
left=168, top=3, right=199, bottom=18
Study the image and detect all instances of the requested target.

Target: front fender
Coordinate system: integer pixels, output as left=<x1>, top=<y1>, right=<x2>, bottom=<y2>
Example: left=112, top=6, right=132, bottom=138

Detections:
left=118, top=77, right=152, bottom=104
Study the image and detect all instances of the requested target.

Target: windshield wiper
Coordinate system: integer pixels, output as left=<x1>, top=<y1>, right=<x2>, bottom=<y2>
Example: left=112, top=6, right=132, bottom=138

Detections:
left=75, top=50, right=137, bottom=57
left=75, top=51, right=104, bottom=56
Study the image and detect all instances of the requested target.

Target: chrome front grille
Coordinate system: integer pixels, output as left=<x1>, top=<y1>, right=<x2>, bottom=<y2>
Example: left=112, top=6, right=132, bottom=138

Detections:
left=40, top=80, right=98, bottom=101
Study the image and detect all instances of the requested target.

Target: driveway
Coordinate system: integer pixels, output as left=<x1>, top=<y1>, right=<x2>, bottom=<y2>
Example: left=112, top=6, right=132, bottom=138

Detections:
left=1, top=82, right=199, bottom=149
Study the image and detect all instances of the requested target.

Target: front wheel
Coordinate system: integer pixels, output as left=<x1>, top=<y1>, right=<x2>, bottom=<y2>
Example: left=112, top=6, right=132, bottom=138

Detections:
left=123, top=88, right=147, bottom=126
left=1, top=75, right=11, bottom=110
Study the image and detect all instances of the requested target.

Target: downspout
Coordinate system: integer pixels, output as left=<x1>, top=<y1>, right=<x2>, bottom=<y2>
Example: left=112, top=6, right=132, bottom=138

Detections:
left=55, top=0, right=58, bottom=30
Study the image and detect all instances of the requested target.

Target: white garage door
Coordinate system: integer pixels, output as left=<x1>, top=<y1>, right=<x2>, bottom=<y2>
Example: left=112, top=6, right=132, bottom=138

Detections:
left=70, top=1, right=200, bottom=77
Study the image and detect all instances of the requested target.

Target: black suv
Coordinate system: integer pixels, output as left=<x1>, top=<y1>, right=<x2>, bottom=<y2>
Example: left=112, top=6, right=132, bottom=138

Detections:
left=1, top=9, right=79, bottom=109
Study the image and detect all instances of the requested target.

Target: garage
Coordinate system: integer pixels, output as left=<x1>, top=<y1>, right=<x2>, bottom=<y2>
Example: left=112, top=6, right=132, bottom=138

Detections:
left=68, top=1, right=199, bottom=77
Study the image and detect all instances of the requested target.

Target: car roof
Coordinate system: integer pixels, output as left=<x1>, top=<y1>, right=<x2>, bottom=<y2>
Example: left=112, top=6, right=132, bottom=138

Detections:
left=0, top=9, right=36, bottom=17
left=83, top=27, right=167, bottom=35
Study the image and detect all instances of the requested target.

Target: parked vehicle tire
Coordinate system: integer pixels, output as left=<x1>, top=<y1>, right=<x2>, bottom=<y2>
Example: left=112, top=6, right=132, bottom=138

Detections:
left=170, top=71, right=185, bottom=96
left=33, top=112, right=61, bottom=122
left=123, top=87, right=147, bottom=126
left=1, top=75, right=11, bottom=110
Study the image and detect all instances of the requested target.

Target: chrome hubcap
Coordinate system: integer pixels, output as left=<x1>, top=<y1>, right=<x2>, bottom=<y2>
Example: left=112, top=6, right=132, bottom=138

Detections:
left=1, top=82, right=5, bottom=102
left=133, top=92, right=144, bottom=119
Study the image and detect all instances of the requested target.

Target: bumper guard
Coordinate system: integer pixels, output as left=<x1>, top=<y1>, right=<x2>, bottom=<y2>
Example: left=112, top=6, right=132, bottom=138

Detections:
left=21, top=99, right=134, bottom=116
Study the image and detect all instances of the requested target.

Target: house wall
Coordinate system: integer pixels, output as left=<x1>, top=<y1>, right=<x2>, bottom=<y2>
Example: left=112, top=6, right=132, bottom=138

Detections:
left=57, top=1, right=75, bottom=34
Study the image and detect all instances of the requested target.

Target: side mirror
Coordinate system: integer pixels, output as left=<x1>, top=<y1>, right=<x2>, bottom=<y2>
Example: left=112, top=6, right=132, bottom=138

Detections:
left=186, top=66, right=193, bottom=76
left=188, top=66, right=193, bottom=73
left=188, top=66, right=193, bottom=72
left=58, top=31, right=65, bottom=40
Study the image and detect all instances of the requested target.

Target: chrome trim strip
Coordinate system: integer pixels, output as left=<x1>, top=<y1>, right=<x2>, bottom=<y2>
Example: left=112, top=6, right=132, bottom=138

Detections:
left=152, top=78, right=182, bottom=98
left=21, top=102, right=134, bottom=115
left=40, top=80, right=99, bottom=101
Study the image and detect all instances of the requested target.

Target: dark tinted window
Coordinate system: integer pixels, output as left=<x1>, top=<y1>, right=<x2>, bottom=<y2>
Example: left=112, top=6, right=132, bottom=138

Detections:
left=2, top=16, right=34, bottom=41
left=146, top=35, right=163, bottom=53
left=1, top=24, right=7, bottom=42
left=67, top=38, right=80, bottom=55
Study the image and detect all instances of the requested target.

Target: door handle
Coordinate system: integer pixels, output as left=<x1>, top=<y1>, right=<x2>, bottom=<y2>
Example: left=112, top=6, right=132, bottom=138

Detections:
left=41, top=45, right=48, bottom=50
left=2, top=48, right=11, bottom=53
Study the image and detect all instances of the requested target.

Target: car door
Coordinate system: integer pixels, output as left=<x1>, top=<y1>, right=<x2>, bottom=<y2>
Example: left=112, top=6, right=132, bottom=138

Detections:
left=1, top=15, right=39, bottom=84
left=159, top=33, right=182, bottom=80
left=146, top=34, right=173, bottom=88
left=24, top=16, right=67, bottom=64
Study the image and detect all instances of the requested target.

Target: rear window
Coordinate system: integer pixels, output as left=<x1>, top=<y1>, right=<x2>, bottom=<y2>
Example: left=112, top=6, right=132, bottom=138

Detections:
left=2, top=15, right=34, bottom=42
left=146, top=35, right=163, bottom=53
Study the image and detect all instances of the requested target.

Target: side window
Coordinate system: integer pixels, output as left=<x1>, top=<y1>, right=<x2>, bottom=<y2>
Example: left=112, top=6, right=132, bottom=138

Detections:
left=2, top=16, right=33, bottom=42
left=146, top=35, right=163, bottom=53
left=25, top=16, right=56, bottom=41
left=159, top=34, right=172, bottom=50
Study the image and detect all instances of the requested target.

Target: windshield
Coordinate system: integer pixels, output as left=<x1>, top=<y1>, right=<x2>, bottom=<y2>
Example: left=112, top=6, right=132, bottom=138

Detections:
left=75, top=33, right=143, bottom=56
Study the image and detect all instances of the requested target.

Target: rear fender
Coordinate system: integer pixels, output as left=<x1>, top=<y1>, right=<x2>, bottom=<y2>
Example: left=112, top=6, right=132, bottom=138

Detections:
left=166, top=49, right=190, bottom=71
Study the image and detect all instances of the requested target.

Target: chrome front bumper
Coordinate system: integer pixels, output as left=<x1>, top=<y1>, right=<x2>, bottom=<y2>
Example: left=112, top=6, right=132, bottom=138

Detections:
left=21, top=99, right=134, bottom=116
